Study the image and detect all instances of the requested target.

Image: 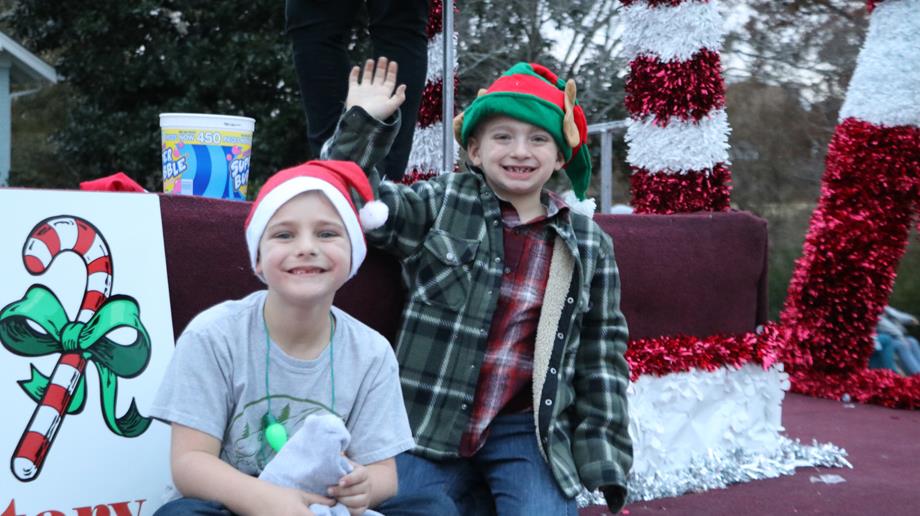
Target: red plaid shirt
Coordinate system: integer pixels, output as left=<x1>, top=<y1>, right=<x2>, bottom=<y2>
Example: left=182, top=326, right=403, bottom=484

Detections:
left=459, top=193, right=567, bottom=456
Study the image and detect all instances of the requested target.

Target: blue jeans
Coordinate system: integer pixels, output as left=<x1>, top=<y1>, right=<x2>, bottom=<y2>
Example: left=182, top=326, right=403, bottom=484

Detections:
left=376, top=412, right=578, bottom=516
left=871, top=334, right=920, bottom=375
left=154, top=499, right=230, bottom=516
left=155, top=492, right=455, bottom=516
left=899, top=336, right=920, bottom=375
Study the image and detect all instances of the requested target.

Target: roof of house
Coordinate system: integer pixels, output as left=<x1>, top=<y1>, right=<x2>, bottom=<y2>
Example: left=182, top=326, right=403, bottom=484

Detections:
left=0, top=31, right=57, bottom=85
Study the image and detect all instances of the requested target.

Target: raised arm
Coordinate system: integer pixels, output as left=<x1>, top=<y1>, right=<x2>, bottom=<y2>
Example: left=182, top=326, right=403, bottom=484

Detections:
left=321, top=58, right=406, bottom=173
left=322, top=57, right=451, bottom=259
left=346, top=58, right=406, bottom=122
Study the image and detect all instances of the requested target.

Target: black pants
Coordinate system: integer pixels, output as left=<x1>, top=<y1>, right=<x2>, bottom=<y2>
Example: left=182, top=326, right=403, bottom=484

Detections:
left=287, top=0, right=430, bottom=181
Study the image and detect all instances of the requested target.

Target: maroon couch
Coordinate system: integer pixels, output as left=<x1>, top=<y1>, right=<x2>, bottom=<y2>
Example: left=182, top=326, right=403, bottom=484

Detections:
left=161, top=194, right=768, bottom=342
left=160, top=194, right=767, bottom=513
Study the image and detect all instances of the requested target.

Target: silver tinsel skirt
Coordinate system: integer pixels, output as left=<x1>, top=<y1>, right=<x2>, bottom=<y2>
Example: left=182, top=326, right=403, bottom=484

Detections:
left=578, top=436, right=850, bottom=507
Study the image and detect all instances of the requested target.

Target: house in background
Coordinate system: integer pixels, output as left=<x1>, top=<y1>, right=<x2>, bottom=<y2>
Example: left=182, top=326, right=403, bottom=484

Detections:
left=0, top=31, right=56, bottom=186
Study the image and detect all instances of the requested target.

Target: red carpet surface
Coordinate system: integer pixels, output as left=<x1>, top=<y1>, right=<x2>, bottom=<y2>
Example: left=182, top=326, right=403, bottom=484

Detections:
left=583, top=393, right=920, bottom=516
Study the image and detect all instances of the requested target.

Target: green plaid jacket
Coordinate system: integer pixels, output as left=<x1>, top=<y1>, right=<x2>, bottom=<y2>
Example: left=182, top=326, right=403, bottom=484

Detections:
left=324, top=107, right=632, bottom=501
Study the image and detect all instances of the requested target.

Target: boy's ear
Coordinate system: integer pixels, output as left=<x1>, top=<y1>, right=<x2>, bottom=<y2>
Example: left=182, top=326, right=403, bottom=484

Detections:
left=555, top=150, right=565, bottom=171
left=467, top=137, right=483, bottom=167
left=253, top=243, right=264, bottom=275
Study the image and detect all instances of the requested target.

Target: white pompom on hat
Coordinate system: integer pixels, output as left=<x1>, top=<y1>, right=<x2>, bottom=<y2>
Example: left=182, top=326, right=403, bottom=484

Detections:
left=244, top=160, right=388, bottom=280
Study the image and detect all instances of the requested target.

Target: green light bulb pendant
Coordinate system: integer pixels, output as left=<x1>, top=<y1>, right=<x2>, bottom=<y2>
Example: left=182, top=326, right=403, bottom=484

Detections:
left=263, top=413, right=288, bottom=452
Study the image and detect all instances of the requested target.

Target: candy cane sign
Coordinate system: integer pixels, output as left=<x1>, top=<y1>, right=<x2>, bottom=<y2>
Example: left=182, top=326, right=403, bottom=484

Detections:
left=0, top=216, right=152, bottom=482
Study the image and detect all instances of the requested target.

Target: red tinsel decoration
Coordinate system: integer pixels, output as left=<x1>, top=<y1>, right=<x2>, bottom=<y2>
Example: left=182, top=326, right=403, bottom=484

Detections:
left=626, top=324, right=920, bottom=409
left=780, top=119, right=920, bottom=378
left=400, top=168, right=440, bottom=185
left=622, top=0, right=732, bottom=214
left=426, top=0, right=444, bottom=38
left=789, top=369, right=920, bottom=410
left=406, top=0, right=457, bottom=187
left=416, top=77, right=460, bottom=128
left=625, top=49, right=725, bottom=125
left=626, top=322, right=784, bottom=382
left=620, top=0, right=705, bottom=7
left=417, top=80, right=445, bottom=128
left=629, top=164, right=732, bottom=213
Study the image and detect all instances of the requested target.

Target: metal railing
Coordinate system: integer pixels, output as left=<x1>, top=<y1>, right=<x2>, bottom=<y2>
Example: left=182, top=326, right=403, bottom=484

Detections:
left=587, top=120, right=628, bottom=214
left=442, top=4, right=455, bottom=175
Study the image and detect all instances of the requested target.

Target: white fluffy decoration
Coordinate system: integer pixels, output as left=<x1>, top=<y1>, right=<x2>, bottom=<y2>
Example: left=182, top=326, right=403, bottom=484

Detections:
left=425, top=32, right=459, bottom=83
left=561, top=190, right=598, bottom=216
left=628, top=363, right=789, bottom=477
left=626, top=110, right=731, bottom=173
left=427, top=32, right=445, bottom=81
left=621, top=0, right=724, bottom=61
left=407, top=13, right=459, bottom=177
left=838, top=0, right=920, bottom=127
left=407, top=122, right=456, bottom=174
left=358, top=200, right=389, bottom=231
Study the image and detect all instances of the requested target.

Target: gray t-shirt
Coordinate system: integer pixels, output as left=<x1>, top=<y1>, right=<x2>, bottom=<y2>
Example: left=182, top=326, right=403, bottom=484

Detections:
left=150, top=291, right=414, bottom=479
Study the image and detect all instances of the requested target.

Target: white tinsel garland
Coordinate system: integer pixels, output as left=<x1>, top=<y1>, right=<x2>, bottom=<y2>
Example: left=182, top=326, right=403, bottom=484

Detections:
left=621, top=0, right=725, bottom=61
left=576, top=436, right=851, bottom=506
left=625, top=110, right=731, bottom=173
left=838, top=0, right=920, bottom=126
left=406, top=2, right=458, bottom=178
left=575, top=363, right=850, bottom=507
left=407, top=123, right=455, bottom=174
left=424, top=32, right=459, bottom=83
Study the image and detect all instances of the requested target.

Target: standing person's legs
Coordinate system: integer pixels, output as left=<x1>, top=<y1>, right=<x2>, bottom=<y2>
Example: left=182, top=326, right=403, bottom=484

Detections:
left=473, top=412, right=578, bottom=516
left=373, top=452, right=475, bottom=516
left=287, top=0, right=360, bottom=158
left=905, top=336, right=920, bottom=373
left=366, top=0, right=430, bottom=181
left=894, top=336, right=920, bottom=375
left=870, top=333, right=897, bottom=371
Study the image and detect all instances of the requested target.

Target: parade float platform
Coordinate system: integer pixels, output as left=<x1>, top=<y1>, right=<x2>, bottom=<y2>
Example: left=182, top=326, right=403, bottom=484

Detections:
left=160, top=193, right=825, bottom=510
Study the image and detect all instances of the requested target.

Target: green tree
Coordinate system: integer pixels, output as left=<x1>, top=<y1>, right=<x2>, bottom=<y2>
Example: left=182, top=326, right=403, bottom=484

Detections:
left=5, top=0, right=308, bottom=190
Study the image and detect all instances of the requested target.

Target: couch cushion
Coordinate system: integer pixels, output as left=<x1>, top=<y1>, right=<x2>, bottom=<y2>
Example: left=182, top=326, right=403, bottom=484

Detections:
left=161, top=195, right=767, bottom=343
left=595, top=212, right=768, bottom=339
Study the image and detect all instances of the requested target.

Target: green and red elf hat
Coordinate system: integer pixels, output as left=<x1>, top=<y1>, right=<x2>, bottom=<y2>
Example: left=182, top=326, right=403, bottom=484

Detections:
left=453, top=62, right=592, bottom=203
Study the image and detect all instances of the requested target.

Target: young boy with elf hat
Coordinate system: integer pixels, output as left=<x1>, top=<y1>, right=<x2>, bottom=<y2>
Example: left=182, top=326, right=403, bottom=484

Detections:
left=150, top=161, right=455, bottom=516
left=323, top=57, right=633, bottom=514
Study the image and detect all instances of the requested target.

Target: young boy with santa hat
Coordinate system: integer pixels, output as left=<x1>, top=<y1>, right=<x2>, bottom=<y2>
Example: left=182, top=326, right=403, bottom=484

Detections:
left=150, top=160, right=456, bottom=516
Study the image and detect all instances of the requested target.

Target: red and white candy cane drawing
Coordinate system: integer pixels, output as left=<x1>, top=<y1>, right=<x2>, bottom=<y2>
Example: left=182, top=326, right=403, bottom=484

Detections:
left=0, top=215, right=152, bottom=482
left=24, top=216, right=114, bottom=324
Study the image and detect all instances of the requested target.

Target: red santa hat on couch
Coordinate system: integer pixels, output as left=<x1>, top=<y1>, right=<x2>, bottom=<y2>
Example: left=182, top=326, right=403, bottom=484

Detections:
left=244, top=160, right=388, bottom=280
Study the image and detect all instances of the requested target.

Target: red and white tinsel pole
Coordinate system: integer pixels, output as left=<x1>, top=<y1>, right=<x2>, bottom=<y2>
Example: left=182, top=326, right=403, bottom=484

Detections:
left=780, top=0, right=920, bottom=407
left=620, top=0, right=732, bottom=213
left=402, top=0, right=458, bottom=185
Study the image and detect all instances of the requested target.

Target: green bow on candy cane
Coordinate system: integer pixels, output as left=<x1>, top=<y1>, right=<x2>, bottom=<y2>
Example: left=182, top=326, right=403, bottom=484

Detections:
left=0, top=284, right=152, bottom=437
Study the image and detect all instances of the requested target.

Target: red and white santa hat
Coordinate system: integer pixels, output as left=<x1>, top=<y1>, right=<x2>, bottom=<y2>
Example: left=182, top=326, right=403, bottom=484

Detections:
left=244, top=160, right=388, bottom=280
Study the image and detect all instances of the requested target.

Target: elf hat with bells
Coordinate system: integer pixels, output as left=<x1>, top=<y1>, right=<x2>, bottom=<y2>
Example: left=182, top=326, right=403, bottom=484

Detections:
left=453, top=62, right=594, bottom=213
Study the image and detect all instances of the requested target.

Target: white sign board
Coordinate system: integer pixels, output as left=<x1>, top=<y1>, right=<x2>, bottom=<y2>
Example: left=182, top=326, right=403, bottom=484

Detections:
left=0, top=189, right=174, bottom=516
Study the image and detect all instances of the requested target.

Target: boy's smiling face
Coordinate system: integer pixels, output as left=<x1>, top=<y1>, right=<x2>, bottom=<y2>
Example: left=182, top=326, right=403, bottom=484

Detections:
left=467, top=116, right=564, bottom=209
left=256, top=191, right=351, bottom=307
